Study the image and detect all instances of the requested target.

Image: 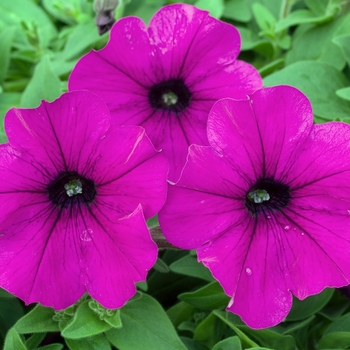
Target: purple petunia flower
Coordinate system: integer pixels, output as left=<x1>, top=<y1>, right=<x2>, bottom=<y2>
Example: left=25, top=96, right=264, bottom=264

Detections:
left=68, top=4, right=262, bottom=181
left=0, top=91, right=168, bottom=310
left=159, top=85, right=350, bottom=328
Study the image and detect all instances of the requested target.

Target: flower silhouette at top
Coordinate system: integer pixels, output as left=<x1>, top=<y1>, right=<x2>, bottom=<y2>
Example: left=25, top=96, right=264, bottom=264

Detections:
left=0, top=91, right=168, bottom=310
left=68, top=3, right=262, bottom=180
left=159, top=86, right=350, bottom=328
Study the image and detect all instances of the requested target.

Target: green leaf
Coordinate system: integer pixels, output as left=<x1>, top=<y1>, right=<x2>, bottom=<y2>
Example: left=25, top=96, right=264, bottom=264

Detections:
left=0, top=0, right=56, bottom=48
left=153, top=258, right=170, bottom=273
left=106, top=293, right=186, bottom=350
left=318, top=332, right=350, bottom=349
left=0, top=288, right=15, bottom=298
left=167, top=301, right=196, bottom=328
left=264, top=61, right=350, bottom=122
left=223, top=0, right=251, bottom=22
left=238, top=326, right=295, bottom=350
left=213, top=310, right=258, bottom=348
left=88, top=300, right=123, bottom=329
left=62, top=21, right=103, bottom=61
left=194, top=312, right=227, bottom=348
left=333, top=34, right=350, bottom=65
left=251, top=3, right=276, bottom=33
left=286, top=288, right=334, bottom=321
left=178, top=281, right=230, bottom=310
left=0, top=296, right=24, bottom=339
left=324, top=313, right=350, bottom=334
left=272, top=315, right=315, bottom=335
left=3, top=328, right=27, bottom=350
left=180, top=337, right=208, bottom=350
left=61, top=300, right=111, bottom=339
left=170, top=254, right=214, bottom=282
left=25, top=333, right=46, bottom=350
left=20, top=55, right=62, bottom=108
left=65, top=334, right=111, bottom=350
left=38, top=345, right=64, bottom=350
left=286, top=12, right=350, bottom=70
left=0, top=26, right=16, bottom=83
left=275, top=10, right=333, bottom=32
left=14, top=304, right=59, bottom=334
left=194, top=0, right=224, bottom=18
left=212, top=336, right=242, bottom=350
left=42, top=0, right=80, bottom=25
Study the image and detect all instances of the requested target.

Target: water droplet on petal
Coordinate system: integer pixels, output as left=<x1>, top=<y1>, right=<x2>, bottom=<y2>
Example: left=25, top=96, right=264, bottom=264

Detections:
left=301, top=232, right=305, bottom=236
left=284, top=225, right=290, bottom=231
left=267, top=215, right=271, bottom=219
left=245, top=267, right=252, bottom=276
left=81, top=229, right=93, bottom=242
left=293, top=227, right=297, bottom=231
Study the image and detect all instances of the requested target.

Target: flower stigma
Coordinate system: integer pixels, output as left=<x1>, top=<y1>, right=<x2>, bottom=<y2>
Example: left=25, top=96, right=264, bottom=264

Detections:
left=47, top=171, right=97, bottom=209
left=148, top=78, right=191, bottom=113
left=64, top=179, right=83, bottom=197
left=247, top=189, right=270, bottom=204
left=162, top=91, right=178, bottom=106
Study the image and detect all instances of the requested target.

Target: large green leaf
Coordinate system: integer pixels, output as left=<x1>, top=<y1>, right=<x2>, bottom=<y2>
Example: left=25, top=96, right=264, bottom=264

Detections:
left=179, top=281, right=230, bottom=310
left=14, top=304, right=59, bottom=334
left=61, top=300, right=111, bottom=339
left=106, top=293, right=186, bottom=350
left=0, top=26, right=16, bottom=83
left=286, top=288, right=334, bottom=321
left=194, top=0, right=224, bottom=18
left=264, top=61, right=350, bottom=122
left=212, top=336, right=242, bottom=350
left=65, top=334, right=111, bottom=350
left=20, top=55, right=62, bottom=108
left=3, top=328, right=27, bottom=350
left=0, top=0, right=56, bottom=48
left=286, top=12, right=350, bottom=69
left=170, top=254, right=214, bottom=282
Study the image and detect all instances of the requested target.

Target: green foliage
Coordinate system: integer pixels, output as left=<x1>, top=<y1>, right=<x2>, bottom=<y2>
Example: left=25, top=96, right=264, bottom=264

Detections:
left=106, top=293, right=187, bottom=350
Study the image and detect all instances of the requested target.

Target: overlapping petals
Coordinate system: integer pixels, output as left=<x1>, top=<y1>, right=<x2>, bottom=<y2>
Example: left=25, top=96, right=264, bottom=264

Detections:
left=0, top=91, right=168, bottom=310
left=68, top=3, right=262, bottom=180
left=159, top=85, right=350, bottom=328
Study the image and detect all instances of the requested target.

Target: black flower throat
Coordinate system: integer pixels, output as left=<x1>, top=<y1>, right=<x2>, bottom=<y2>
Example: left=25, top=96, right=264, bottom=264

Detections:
left=245, top=178, right=291, bottom=217
left=47, top=171, right=97, bottom=209
left=148, top=78, right=191, bottom=114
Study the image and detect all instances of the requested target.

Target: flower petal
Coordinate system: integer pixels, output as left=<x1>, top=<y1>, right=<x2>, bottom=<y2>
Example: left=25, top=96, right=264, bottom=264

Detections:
left=159, top=145, right=248, bottom=249
left=93, top=125, right=168, bottom=219
left=4, top=91, right=110, bottom=175
left=85, top=204, right=157, bottom=308
left=148, top=4, right=240, bottom=79
left=207, top=86, right=314, bottom=180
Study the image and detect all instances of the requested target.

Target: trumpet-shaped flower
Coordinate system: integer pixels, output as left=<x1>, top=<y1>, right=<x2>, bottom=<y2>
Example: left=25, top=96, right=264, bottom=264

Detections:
left=159, top=86, right=350, bottom=328
left=68, top=3, right=262, bottom=180
left=0, top=91, right=168, bottom=310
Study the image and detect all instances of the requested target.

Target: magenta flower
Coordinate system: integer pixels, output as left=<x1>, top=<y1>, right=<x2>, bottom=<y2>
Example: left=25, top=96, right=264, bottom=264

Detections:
left=159, top=86, right=350, bottom=328
left=0, top=91, right=168, bottom=310
left=68, top=4, right=262, bottom=181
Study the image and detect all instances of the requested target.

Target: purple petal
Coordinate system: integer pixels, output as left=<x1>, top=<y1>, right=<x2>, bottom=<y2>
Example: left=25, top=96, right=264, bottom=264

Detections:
left=85, top=205, right=157, bottom=308
left=207, top=86, right=314, bottom=179
left=95, top=125, right=169, bottom=219
left=159, top=145, right=248, bottom=249
left=5, top=91, right=111, bottom=174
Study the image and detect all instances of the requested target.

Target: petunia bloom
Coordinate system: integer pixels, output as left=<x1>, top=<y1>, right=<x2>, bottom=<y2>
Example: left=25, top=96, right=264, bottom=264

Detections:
left=159, top=85, right=350, bottom=328
left=68, top=3, right=262, bottom=181
left=0, top=91, right=168, bottom=310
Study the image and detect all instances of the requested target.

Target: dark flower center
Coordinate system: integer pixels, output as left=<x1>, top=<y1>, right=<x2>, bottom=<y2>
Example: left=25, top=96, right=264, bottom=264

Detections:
left=245, top=178, right=291, bottom=217
left=148, top=78, right=191, bottom=114
left=47, top=171, right=97, bottom=209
